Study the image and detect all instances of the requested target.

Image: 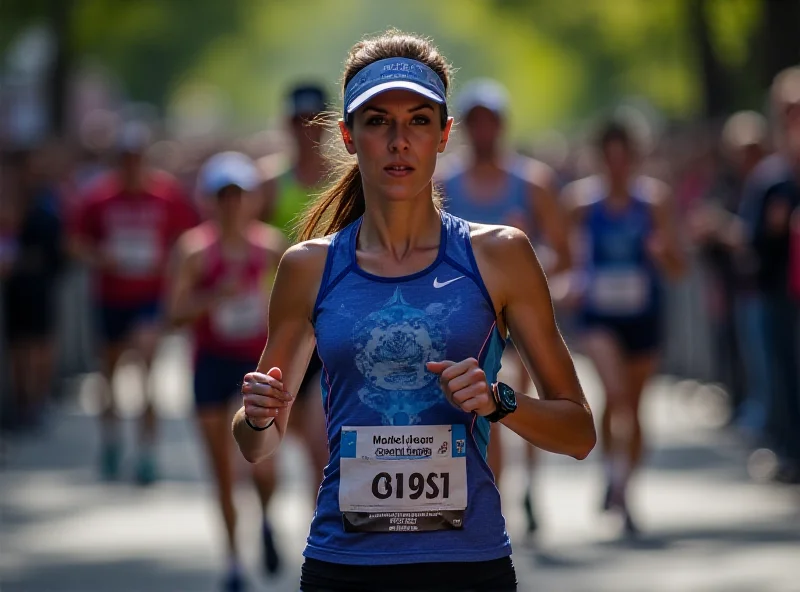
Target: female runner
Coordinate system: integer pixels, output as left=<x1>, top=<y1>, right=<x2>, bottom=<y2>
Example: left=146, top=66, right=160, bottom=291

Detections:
left=563, top=121, right=685, bottom=535
left=170, top=152, right=286, bottom=590
left=233, top=31, right=596, bottom=591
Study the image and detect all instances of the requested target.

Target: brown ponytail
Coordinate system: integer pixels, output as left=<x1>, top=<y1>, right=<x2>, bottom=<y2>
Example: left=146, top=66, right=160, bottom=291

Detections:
left=296, top=161, right=364, bottom=241
left=295, top=29, right=452, bottom=241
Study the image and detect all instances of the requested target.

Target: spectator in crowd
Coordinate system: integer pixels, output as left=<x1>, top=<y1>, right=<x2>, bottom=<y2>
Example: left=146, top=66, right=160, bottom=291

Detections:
left=1, top=148, right=65, bottom=431
left=688, top=112, right=770, bottom=435
left=739, top=66, right=800, bottom=483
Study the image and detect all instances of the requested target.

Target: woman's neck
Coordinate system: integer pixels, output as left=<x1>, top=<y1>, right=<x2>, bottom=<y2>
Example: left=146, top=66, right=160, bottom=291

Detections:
left=217, top=220, right=249, bottom=251
left=604, top=173, right=632, bottom=202
left=360, top=187, right=441, bottom=263
left=469, top=151, right=503, bottom=175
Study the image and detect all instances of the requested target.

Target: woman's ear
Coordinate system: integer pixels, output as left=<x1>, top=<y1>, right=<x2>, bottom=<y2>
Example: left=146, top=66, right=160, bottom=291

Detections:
left=339, top=120, right=357, bottom=155
left=438, top=117, right=455, bottom=153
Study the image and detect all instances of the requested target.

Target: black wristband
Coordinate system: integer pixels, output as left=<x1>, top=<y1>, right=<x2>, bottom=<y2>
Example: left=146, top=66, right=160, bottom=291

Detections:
left=245, top=415, right=274, bottom=432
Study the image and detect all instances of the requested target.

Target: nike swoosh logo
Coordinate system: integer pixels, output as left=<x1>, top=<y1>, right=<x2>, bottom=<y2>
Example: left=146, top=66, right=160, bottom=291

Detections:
left=433, top=276, right=465, bottom=288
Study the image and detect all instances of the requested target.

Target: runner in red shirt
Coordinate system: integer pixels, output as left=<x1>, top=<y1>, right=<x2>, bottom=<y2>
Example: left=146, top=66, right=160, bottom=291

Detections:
left=169, top=151, right=287, bottom=591
left=69, top=123, right=197, bottom=484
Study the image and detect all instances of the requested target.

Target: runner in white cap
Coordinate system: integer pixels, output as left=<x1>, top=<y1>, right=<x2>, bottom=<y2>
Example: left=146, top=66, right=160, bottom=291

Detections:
left=170, top=151, right=286, bottom=591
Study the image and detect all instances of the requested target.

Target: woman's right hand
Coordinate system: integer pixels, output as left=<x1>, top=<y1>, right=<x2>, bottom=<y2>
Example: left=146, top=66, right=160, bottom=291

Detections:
left=241, top=367, right=293, bottom=428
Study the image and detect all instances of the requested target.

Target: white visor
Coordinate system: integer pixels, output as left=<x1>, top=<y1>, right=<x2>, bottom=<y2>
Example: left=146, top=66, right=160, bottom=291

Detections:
left=346, top=81, right=445, bottom=114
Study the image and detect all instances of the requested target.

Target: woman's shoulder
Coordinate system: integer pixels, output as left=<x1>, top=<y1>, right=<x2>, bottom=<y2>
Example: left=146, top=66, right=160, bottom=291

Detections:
left=561, top=175, right=603, bottom=212
left=634, top=175, right=672, bottom=208
left=247, top=222, right=289, bottom=255
left=279, top=236, right=332, bottom=276
left=468, top=222, right=532, bottom=264
left=177, top=222, right=216, bottom=258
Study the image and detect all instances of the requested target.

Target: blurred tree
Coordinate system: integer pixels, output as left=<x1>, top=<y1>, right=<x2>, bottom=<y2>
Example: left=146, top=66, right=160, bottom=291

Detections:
left=690, top=0, right=800, bottom=119
left=71, top=0, right=246, bottom=110
left=491, top=0, right=700, bottom=121
left=51, top=0, right=71, bottom=134
left=690, top=0, right=729, bottom=119
left=5, top=0, right=795, bottom=138
left=2, top=0, right=247, bottom=134
left=762, top=0, right=800, bottom=85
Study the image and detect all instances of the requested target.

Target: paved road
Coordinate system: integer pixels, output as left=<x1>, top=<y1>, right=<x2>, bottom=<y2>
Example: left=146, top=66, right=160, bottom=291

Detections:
left=2, top=335, right=799, bottom=592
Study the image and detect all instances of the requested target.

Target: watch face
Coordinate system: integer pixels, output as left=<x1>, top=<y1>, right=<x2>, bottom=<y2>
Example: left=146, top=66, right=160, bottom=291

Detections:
left=497, top=382, right=517, bottom=412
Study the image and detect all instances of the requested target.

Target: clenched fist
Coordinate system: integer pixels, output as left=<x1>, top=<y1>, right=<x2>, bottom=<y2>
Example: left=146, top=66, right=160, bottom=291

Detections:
left=240, top=367, right=293, bottom=428
left=426, top=358, right=497, bottom=417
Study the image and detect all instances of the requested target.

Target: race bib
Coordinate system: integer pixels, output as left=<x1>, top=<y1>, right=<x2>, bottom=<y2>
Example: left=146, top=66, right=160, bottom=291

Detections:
left=211, top=291, right=265, bottom=339
left=339, top=424, right=467, bottom=533
left=108, top=228, right=159, bottom=276
left=589, top=268, right=649, bottom=314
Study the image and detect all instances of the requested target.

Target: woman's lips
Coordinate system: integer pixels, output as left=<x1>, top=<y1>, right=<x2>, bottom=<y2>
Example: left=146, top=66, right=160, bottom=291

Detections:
left=384, top=164, right=414, bottom=177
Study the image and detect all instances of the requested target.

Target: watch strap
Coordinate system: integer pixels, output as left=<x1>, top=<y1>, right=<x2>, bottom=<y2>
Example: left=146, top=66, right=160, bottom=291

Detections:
left=485, top=383, right=509, bottom=423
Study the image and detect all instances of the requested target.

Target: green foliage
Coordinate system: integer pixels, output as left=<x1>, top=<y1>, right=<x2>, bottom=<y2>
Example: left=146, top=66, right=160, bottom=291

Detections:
left=2, top=0, right=771, bottom=136
left=70, top=0, right=244, bottom=107
left=0, top=0, right=52, bottom=49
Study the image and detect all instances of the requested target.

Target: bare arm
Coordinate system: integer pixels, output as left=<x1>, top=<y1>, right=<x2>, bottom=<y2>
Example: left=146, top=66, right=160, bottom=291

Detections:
left=474, top=225, right=596, bottom=459
left=166, top=233, right=226, bottom=327
left=530, top=180, right=571, bottom=275
left=524, top=161, right=571, bottom=275
left=232, top=240, right=327, bottom=463
left=648, top=185, right=687, bottom=281
left=547, top=180, right=592, bottom=308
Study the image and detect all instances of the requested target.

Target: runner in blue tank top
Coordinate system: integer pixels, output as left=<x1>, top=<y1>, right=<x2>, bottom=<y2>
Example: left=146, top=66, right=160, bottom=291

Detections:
left=233, top=30, right=596, bottom=592
left=562, top=120, right=685, bottom=537
left=437, top=78, right=571, bottom=539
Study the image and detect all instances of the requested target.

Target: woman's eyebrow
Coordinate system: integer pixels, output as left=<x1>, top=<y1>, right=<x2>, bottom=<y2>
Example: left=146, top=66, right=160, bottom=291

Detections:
left=362, top=103, right=434, bottom=114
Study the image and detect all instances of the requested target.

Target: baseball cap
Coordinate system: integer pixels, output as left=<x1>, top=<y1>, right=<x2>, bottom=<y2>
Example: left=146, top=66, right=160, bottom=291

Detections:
left=456, top=79, right=509, bottom=118
left=199, top=151, right=260, bottom=195
left=288, top=84, right=328, bottom=117
left=343, top=57, right=447, bottom=123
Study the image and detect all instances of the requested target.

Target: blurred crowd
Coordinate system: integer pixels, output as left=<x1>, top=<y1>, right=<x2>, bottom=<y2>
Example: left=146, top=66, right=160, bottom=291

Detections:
left=1, top=63, right=799, bottom=584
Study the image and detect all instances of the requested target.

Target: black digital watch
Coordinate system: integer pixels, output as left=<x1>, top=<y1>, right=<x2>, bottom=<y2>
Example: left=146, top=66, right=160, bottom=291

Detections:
left=486, top=381, right=518, bottom=423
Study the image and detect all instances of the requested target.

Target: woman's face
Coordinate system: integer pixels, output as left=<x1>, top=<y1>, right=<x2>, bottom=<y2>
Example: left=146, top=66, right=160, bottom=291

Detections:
left=341, top=89, right=452, bottom=203
left=602, top=139, right=634, bottom=179
left=465, top=106, right=503, bottom=159
left=213, top=185, right=261, bottom=227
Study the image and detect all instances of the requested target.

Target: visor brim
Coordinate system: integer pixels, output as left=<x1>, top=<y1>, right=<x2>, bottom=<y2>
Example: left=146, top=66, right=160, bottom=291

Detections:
left=346, top=81, right=445, bottom=114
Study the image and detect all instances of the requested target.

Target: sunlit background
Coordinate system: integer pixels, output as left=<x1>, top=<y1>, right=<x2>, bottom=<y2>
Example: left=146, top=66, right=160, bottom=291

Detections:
left=2, top=1, right=800, bottom=591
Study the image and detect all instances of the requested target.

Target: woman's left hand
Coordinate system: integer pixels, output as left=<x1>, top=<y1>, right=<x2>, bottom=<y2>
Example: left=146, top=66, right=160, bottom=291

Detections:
left=426, top=359, right=497, bottom=417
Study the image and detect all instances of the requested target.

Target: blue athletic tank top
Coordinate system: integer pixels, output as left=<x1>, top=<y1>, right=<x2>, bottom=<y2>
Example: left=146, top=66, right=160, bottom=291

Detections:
left=305, top=210, right=511, bottom=566
left=440, top=158, right=529, bottom=226
left=580, top=180, right=660, bottom=319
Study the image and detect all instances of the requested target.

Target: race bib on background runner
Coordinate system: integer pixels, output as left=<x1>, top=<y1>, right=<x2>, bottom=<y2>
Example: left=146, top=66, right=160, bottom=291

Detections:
left=108, top=228, right=159, bottom=276
left=339, top=424, right=467, bottom=533
left=211, top=291, right=265, bottom=339
left=589, top=267, right=649, bottom=314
